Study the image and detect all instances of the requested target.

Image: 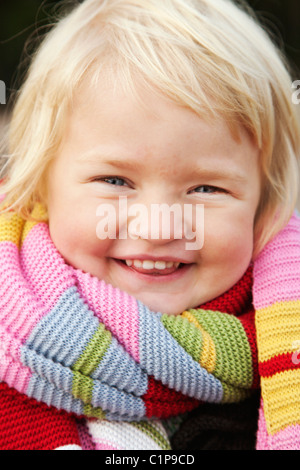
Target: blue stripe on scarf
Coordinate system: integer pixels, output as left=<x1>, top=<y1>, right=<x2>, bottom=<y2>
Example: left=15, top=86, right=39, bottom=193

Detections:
left=25, top=372, right=84, bottom=415
left=137, top=301, right=224, bottom=403
left=24, top=287, right=99, bottom=367
left=92, top=338, right=148, bottom=396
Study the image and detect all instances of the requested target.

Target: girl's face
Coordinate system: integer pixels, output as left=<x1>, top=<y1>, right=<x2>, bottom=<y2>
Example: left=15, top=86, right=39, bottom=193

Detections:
left=46, top=80, right=261, bottom=315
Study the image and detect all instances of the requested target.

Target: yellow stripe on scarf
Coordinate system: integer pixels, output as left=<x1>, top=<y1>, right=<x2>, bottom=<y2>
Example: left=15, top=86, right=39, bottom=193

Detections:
left=256, top=300, right=300, bottom=362
left=0, top=204, right=48, bottom=247
left=0, top=212, right=25, bottom=247
left=182, top=310, right=216, bottom=373
left=261, top=369, right=300, bottom=434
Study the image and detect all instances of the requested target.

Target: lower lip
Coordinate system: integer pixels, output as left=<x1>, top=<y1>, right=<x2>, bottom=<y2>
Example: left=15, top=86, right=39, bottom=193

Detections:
left=112, top=259, right=193, bottom=283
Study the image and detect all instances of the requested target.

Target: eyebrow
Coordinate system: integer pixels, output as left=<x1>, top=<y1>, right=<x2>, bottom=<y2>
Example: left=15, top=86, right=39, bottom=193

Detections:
left=78, top=157, right=142, bottom=172
left=192, top=167, right=248, bottom=184
left=76, top=153, right=248, bottom=184
left=76, top=150, right=139, bottom=170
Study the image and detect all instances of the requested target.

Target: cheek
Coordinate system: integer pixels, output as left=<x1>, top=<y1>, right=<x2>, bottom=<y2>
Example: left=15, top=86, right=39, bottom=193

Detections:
left=226, top=229, right=254, bottom=261
left=48, top=204, right=112, bottom=262
left=203, top=212, right=254, bottom=263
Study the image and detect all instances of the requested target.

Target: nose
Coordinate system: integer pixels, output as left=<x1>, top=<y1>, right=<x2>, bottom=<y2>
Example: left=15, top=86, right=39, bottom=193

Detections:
left=117, top=193, right=203, bottom=250
left=123, top=197, right=186, bottom=244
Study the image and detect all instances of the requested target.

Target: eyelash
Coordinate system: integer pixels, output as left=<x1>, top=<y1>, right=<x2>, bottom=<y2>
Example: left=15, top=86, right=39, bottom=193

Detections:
left=188, top=185, right=226, bottom=195
left=93, top=177, right=226, bottom=195
left=90, top=176, right=134, bottom=191
left=100, top=177, right=129, bottom=186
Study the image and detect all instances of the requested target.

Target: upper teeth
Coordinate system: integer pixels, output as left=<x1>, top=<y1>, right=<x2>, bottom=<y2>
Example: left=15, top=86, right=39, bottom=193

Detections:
left=125, top=260, right=180, bottom=270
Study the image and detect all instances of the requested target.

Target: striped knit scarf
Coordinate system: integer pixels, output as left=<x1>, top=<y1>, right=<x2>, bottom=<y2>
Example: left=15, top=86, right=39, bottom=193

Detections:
left=0, top=204, right=299, bottom=450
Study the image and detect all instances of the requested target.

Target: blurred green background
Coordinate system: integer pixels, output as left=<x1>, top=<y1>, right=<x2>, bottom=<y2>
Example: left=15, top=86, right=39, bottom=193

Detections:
left=0, top=0, right=300, bottom=105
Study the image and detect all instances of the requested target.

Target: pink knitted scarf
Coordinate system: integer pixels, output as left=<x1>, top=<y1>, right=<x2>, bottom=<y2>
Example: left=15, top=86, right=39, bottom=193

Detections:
left=0, top=205, right=300, bottom=450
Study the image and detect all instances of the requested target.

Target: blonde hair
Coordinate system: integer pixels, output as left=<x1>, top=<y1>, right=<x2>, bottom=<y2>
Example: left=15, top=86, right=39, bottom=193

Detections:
left=1, top=0, right=300, bottom=256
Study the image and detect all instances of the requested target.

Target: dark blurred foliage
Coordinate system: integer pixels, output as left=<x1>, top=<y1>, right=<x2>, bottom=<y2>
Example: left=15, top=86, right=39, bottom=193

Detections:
left=0, top=0, right=74, bottom=103
left=0, top=0, right=300, bottom=104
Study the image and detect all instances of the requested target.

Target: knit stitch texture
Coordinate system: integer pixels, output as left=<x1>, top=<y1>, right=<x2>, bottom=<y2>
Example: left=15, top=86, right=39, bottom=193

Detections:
left=0, top=205, right=299, bottom=450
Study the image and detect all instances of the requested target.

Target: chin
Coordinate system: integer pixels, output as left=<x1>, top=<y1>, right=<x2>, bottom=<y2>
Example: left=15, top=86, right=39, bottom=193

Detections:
left=139, top=298, right=185, bottom=316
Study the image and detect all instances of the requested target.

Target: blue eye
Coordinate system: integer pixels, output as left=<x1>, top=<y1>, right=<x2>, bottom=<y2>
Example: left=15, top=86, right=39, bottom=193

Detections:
left=192, top=185, right=223, bottom=194
left=102, top=177, right=127, bottom=186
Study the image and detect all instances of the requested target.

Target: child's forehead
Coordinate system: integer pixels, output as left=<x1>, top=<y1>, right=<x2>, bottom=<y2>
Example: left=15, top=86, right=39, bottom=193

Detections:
left=71, top=72, right=256, bottom=160
left=57, top=74, right=259, bottom=184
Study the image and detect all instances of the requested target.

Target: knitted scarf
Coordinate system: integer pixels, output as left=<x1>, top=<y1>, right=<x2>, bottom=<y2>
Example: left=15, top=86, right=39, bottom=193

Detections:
left=0, top=204, right=299, bottom=450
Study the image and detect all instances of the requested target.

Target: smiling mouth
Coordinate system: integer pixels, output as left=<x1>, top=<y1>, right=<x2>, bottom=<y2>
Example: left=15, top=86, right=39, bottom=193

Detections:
left=116, top=259, right=187, bottom=275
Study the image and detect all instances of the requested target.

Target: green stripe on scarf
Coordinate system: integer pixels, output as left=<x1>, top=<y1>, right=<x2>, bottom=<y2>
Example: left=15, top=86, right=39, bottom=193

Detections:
left=191, top=309, right=253, bottom=388
left=72, top=324, right=112, bottom=403
left=162, top=309, right=253, bottom=390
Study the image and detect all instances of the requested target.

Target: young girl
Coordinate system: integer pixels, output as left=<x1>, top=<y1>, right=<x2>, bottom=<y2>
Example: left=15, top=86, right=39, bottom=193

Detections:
left=0, top=0, right=300, bottom=450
